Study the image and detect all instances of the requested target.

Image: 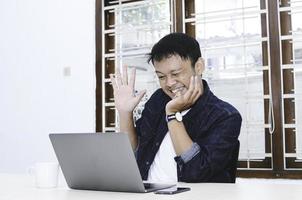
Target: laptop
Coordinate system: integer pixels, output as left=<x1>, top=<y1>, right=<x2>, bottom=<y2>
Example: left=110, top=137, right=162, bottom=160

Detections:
left=49, top=133, right=176, bottom=193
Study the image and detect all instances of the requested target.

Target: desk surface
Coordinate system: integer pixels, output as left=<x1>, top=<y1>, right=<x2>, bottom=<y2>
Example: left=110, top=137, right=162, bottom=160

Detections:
left=1, top=173, right=301, bottom=200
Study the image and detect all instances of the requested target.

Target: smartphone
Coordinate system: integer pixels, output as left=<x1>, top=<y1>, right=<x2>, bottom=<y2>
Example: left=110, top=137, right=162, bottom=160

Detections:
left=154, top=187, right=191, bottom=195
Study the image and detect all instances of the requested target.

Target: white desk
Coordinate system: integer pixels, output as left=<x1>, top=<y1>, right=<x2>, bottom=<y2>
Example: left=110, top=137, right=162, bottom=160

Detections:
left=1, top=173, right=301, bottom=200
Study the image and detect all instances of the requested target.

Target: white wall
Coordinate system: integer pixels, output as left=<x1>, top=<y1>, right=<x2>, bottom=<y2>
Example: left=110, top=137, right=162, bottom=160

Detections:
left=0, top=0, right=95, bottom=173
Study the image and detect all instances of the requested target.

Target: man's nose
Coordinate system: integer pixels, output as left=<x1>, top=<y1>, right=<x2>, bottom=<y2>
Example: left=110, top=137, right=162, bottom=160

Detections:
left=166, top=75, right=176, bottom=87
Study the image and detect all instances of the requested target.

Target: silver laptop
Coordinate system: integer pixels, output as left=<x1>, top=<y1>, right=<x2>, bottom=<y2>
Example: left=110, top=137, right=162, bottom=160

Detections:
left=49, top=133, right=175, bottom=193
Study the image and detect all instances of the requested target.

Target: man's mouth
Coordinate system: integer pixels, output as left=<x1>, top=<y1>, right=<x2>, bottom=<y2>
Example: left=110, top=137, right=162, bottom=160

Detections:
left=170, top=86, right=185, bottom=95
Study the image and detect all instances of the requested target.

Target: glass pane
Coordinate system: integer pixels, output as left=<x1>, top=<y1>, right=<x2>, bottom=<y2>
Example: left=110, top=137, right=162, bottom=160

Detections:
left=203, top=46, right=245, bottom=72
left=196, top=0, right=242, bottom=13
left=114, top=0, right=171, bottom=122
left=204, top=19, right=244, bottom=42
left=247, top=125, right=266, bottom=158
left=284, top=2, right=302, bottom=162
left=244, top=17, right=262, bottom=42
left=292, top=12, right=302, bottom=34
left=194, top=0, right=266, bottom=161
left=291, top=1, right=302, bottom=34
left=116, top=0, right=170, bottom=51
left=295, top=63, right=302, bottom=159
left=102, top=0, right=171, bottom=131
left=245, top=44, right=263, bottom=67
left=243, top=0, right=261, bottom=8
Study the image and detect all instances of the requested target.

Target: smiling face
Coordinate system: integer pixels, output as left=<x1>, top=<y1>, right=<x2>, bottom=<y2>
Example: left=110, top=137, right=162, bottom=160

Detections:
left=154, top=54, right=204, bottom=99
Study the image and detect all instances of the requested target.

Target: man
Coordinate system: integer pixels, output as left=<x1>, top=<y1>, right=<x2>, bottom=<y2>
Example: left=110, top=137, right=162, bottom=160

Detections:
left=110, top=33, right=242, bottom=183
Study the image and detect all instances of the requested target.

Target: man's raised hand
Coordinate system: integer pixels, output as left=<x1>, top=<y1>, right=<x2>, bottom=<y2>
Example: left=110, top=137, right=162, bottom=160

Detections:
left=110, top=65, right=146, bottom=114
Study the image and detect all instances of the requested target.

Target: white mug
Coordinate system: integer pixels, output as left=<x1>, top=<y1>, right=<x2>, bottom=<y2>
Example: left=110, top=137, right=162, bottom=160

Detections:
left=28, top=162, right=59, bottom=188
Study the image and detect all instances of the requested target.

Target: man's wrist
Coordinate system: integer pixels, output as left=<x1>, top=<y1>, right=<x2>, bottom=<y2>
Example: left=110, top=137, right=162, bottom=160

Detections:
left=118, top=111, right=133, bottom=118
left=166, top=112, right=183, bottom=122
left=165, top=108, right=180, bottom=115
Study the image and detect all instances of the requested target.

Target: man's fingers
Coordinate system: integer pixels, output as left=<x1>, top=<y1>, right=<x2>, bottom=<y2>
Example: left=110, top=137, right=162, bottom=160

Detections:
left=110, top=74, right=117, bottom=91
left=191, top=76, right=202, bottom=102
left=129, top=68, right=136, bottom=89
left=115, top=67, right=123, bottom=86
left=122, top=65, right=128, bottom=85
left=135, top=90, right=146, bottom=102
left=184, top=76, right=195, bottom=100
left=175, top=91, right=182, bottom=99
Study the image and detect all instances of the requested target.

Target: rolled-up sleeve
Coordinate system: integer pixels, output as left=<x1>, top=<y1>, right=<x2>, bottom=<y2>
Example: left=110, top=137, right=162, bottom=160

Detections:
left=179, top=142, right=201, bottom=163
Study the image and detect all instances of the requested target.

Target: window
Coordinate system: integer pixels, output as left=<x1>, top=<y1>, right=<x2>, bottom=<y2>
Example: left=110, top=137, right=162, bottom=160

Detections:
left=97, top=0, right=171, bottom=131
left=96, top=0, right=302, bottom=178
left=279, top=0, right=302, bottom=171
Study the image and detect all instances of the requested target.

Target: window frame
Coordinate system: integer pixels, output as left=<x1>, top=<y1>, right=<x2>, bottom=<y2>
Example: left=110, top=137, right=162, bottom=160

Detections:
left=95, top=0, right=302, bottom=178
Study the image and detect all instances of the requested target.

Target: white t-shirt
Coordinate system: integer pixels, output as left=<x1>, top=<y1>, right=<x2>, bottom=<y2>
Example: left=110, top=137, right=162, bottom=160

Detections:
left=147, top=109, right=190, bottom=184
left=147, top=131, right=177, bottom=184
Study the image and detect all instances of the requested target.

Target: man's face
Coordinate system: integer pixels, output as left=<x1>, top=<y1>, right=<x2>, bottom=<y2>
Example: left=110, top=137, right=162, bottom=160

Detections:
left=153, top=55, right=201, bottom=99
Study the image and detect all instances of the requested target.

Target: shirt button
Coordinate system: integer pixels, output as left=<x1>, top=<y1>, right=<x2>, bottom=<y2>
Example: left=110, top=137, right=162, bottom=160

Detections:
left=156, top=142, right=160, bottom=146
left=146, top=161, right=149, bottom=165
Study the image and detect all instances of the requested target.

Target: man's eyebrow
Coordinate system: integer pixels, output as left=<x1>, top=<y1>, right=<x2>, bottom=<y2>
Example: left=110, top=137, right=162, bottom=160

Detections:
left=155, top=71, right=164, bottom=75
left=171, top=68, right=183, bottom=73
left=155, top=68, right=183, bottom=75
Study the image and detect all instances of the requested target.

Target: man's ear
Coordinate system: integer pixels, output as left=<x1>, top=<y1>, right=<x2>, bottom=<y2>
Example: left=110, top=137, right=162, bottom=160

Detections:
left=194, top=57, right=205, bottom=76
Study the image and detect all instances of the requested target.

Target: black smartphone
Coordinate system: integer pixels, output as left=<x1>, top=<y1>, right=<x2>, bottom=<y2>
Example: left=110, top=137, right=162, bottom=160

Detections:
left=154, top=187, right=191, bottom=195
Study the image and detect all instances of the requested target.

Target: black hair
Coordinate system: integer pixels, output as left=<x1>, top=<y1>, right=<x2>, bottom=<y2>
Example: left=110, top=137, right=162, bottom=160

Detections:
left=147, top=33, right=201, bottom=67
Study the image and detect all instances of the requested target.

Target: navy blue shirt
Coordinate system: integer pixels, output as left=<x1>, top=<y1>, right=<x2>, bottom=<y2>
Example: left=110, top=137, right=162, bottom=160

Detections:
left=135, top=80, right=242, bottom=183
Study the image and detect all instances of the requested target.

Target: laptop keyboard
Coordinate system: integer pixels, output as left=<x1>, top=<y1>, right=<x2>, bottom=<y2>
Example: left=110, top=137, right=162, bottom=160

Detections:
left=143, top=183, right=154, bottom=189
